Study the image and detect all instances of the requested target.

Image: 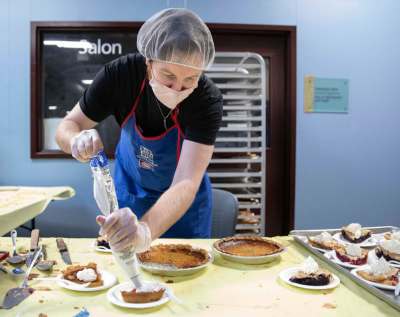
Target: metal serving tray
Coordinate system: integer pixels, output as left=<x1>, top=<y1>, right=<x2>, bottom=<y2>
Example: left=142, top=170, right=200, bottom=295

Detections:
left=290, top=226, right=400, bottom=312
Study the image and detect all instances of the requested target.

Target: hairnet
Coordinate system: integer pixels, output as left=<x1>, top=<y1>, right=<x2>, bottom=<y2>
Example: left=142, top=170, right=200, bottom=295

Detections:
left=137, top=8, right=215, bottom=70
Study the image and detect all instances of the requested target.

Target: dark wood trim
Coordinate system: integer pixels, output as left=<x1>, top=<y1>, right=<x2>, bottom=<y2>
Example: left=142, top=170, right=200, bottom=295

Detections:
left=30, top=22, right=297, bottom=235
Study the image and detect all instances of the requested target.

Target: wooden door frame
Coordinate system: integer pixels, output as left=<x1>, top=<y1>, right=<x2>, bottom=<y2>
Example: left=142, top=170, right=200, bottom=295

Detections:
left=31, top=22, right=296, bottom=235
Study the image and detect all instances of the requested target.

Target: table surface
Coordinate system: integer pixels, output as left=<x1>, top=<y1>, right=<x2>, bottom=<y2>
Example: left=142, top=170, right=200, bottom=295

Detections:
left=0, top=237, right=398, bottom=317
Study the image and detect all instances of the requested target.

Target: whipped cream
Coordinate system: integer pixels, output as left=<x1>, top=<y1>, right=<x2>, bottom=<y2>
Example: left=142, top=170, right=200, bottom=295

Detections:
left=380, top=239, right=400, bottom=255
left=391, top=231, right=400, bottom=241
left=368, top=257, right=392, bottom=276
left=313, top=231, right=334, bottom=243
left=135, top=282, right=164, bottom=293
left=345, top=244, right=362, bottom=257
left=76, top=268, right=97, bottom=282
left=300, top=256, right=319, bottom=274
left=346, top=223, right=362, bottom=239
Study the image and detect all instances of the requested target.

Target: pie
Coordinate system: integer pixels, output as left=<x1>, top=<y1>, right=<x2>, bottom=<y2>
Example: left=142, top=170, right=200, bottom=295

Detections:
left=384, top=231, right=400, bottom=241
left=213, top=236, right=283, bottom=257
left=61, top=262, right=103, bottom=287
left=96, top=236, right=110, bottom=250
left=357, top=267, right=399, bottom=286
left=289, top=256, right=332, bottom=286
left=121, top=287, right=165, bottom=303
left=341, top=223, right=371, bottom=243
left=137, top=244, right=209, bottom=269
left=334, top=245, right=368, bottom=265
left=307, top=232, right=340, bottom=251
left=375, top=239, right=400, bottom=262
left=289, top=269, right=332, bottom=286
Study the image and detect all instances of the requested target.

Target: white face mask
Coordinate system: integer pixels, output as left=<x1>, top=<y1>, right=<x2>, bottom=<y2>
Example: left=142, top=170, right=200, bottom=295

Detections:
left=149, top=76, right=197, bottom=110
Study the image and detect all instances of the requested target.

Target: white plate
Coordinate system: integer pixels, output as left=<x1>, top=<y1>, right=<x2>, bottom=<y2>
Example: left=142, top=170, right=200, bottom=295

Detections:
left=351, top=267, right=398, bottom=290
left=57, top=269, right=117, bottom=292
left=324, top=250, right=368, bottom=269
left=107, top=281, right=170, bottom=309
left=213, top=245, right=286, bottom=265
left=92, top=241, right=112, bottom=253
left=138, top=247, right=213, bottom=277
left=368, top=249, right=400, bottom=268
left=333, top=232, right=377, bottom=247
left=279, top=267, right=340, bottom=290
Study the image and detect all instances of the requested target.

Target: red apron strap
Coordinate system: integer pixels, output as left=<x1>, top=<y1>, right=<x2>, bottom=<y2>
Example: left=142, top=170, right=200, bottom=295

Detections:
left=121, top=79, right=146, bottom=128
left=171, top=108, right=184, bottom=163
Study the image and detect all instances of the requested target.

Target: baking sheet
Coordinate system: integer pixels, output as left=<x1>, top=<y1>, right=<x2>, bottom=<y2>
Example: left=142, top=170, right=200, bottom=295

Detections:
left=0, top=186, right=75, bottom=236
left=290, top=226, right=400, bottom=312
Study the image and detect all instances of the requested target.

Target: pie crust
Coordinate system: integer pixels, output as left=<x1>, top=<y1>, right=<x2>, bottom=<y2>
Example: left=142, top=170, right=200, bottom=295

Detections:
left=334, top=245, right=368, bottom=265
left=213, top=236, right=283, bottom=257
left=137, top=244, right=209, bottom=269
left=289, top=269, right=332, bottom=286
left=357, top=268, right=399, bottom=286
left=341, top=227, right=371, bottom=243
left=121, top=288, right=165, bottom=303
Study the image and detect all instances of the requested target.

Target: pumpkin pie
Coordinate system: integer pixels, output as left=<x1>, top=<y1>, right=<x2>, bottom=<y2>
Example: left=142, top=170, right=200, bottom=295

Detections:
left=62, top=262, right=103, bottom=287
left=121, top=286, right=165, bottom=303
left=137, top=244, right=209, bottom=269
left=213, top=236, right=283, bottom=257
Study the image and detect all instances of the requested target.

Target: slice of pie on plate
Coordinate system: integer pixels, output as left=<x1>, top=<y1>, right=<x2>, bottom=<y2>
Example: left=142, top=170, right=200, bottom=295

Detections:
left=213, top=236, right=283, bottom=257
left=356, top=257, right=399, bottom=286
left=307, top=231, right=341, bottom=251
left=62, top=262, right=103, bottom=287
left=137, top=244, right=210, bottom=269
left=121, top=283, right=166, bottom=303
left=375, top=239, right=400, bottom=262
left=341, top=223, right=371, bottom=243
left=334, top=244, right=368, bottom=265
left=384, top=231, right=400, bottom=241
left=289, top=257, right=332, bottom=286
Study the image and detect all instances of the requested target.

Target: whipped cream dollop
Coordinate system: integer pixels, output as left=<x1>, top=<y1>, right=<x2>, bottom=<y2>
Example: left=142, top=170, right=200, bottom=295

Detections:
left=314, top=231, right=334, bottom=243
left=345, top=244, right=363, bottom=257
left=391, top=231, right=400, bottom=241
left=76, top=268, right=97, bottom=282
left=300, top=256, right=319, bottom=274
left=380, top=239, right=400, bottom=254
left=135, top=282, right=164, bottom=293
left=368, top=257, right=392, bottom=276
left=346, top=223, right=362, bottom=239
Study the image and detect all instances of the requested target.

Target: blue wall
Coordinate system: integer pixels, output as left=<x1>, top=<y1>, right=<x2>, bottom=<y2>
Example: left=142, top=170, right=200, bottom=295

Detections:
left=0, top=0, right=399, bottom=237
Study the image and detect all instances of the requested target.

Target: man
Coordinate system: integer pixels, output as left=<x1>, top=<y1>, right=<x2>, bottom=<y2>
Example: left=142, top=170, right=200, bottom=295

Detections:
left=56, top=8, right=222, bottom=252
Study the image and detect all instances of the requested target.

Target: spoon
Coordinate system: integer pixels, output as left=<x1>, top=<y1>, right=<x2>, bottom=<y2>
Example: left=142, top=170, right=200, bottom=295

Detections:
left=6, top=230, right=26, bottom=265
left=36, top=245, right=55, bottom=272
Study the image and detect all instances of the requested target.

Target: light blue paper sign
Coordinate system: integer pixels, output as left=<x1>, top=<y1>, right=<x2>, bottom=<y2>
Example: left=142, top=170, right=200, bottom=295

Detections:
left=313, top=78, right=349, bottom=113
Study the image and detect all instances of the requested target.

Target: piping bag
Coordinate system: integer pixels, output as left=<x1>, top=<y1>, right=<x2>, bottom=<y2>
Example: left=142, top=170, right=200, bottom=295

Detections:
left=90, top=150, right=143, bottom=289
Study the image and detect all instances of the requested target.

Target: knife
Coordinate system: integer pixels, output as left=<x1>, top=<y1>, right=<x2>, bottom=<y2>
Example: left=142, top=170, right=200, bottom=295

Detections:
left=56, top=238, right=72, bottom=265
left=25, top=229, right=40, bottom=267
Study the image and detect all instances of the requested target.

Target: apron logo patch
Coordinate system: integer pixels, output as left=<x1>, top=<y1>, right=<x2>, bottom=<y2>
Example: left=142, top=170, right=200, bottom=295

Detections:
left=137, top=145, right=157, bottom=170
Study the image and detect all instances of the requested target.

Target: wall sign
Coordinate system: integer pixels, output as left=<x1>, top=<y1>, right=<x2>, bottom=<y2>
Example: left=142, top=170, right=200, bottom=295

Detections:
left=304, top=75, right=349, bottom=113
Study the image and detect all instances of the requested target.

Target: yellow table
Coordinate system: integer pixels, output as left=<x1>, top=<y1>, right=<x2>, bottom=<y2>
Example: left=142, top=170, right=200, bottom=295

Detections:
left=0, top=186, right=75, bottom=236
left=0, top=237, right=398, bottom=317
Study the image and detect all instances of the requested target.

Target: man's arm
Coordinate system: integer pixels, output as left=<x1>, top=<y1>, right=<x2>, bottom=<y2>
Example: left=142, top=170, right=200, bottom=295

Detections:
left=56, top=103, right=103, bottom=161
left=141, top=139, right=213, bottom=239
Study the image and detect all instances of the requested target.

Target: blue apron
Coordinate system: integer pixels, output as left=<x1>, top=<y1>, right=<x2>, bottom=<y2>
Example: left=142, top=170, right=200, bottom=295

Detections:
left=114, top=79, right=212, bottom=238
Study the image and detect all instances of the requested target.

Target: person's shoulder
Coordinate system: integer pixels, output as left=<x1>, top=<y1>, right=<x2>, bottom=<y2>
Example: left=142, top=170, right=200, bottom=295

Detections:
left=185, top=74, right=223, bottom=108
left=197, top=74, right=222, bottom=99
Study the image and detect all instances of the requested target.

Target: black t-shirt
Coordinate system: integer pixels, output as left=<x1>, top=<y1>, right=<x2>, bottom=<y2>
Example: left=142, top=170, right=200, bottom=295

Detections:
left=79, top=53, right=223, bottom=145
